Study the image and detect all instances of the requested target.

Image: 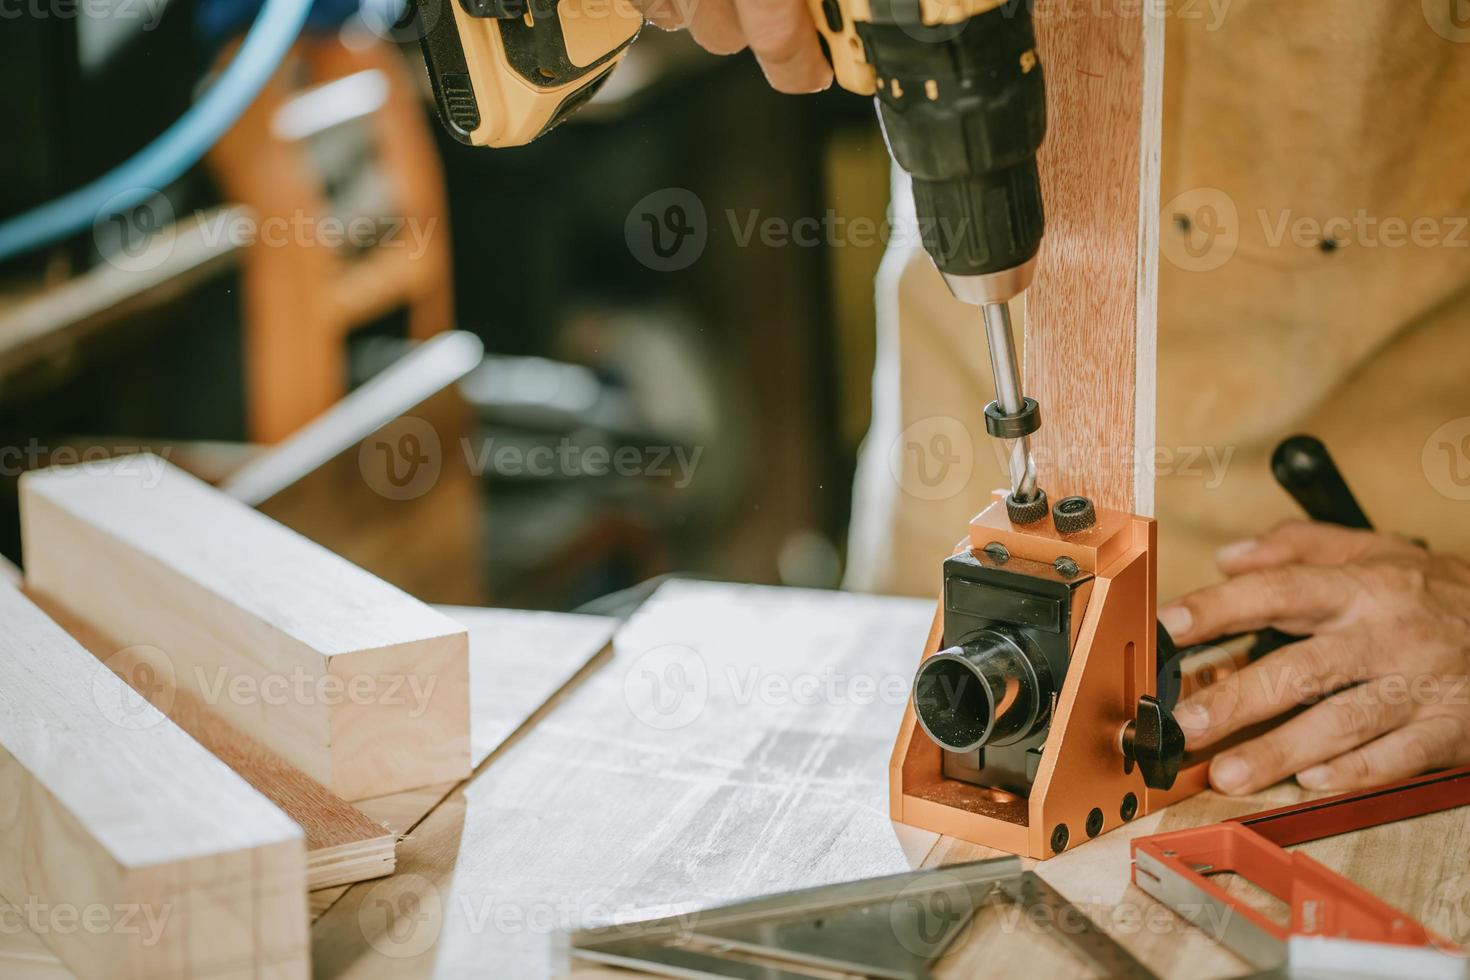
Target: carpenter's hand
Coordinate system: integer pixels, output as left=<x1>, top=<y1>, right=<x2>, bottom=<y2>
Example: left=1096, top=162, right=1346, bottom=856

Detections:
left=1160, top=521, right=1470, bottom=796
left=634, top=0, right=832, bottom=93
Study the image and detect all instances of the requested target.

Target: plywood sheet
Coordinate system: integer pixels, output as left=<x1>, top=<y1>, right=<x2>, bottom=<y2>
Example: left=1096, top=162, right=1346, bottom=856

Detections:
left=310, top=582, right=939, bottom=977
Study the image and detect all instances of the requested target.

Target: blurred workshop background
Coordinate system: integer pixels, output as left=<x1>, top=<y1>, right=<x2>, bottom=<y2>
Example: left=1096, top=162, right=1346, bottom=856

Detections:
left=0, top=0, right=894, bottom=610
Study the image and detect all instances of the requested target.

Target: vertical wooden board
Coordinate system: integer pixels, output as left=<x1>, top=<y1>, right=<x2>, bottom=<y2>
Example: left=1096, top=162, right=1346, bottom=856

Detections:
left=19, top=454, right=471, bottom=801
left=0, top=583, right=308, bottom=979
left=1026, top=0, right=1164, bottom=514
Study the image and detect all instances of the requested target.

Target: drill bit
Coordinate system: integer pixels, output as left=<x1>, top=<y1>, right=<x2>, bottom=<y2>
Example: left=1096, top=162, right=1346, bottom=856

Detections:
left=982, top=301, right=1040, bottom=502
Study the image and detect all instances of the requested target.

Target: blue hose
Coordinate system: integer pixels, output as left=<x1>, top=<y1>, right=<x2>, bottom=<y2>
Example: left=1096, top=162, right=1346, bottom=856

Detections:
left=0, top=0, right=315, bottom=264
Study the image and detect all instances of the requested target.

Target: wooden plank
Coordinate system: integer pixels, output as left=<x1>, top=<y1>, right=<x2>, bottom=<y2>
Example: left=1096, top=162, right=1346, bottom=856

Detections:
left=303, top=586, right=1470, bottom=978
left=306, top=783, right=459, bottom=921
left=445, top=605, right=619, bottom=766
left=0, top=583, right=308, bottom=979
left=222, top=333, right=480, bottom=507
left=1025, top=0, right=1164, bottom=515
left=5, top=599, right=614, bottom=957
left=27, top=593, right=397, bottom=893
left=226, top=333, right=488, bottom=605
left=0, top=922, right=79, bottom=980
left=305, top=605, right=616, bottom=921
left=0, top=208, right=243, bottom=407
left=20, top=454, right=471, bottom=801
left=309, top=582, right=940, bottom=977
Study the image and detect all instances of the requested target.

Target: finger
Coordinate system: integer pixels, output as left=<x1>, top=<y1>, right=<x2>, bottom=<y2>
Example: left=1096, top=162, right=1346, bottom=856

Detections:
left=633, top=0, right=691, bottom=30
left=687, top=0, right=748, bottom=52
left=1158, top=564, right=1357, bottom=647
left=1430, top=552, right=1470, bottom=588
left=1201, top=678, right=1417, bottom=795
left=1175, top=632, right=1377, bottom=749
left=732, top=0, right=832, bottom=93
left=1295, top=714, right=1470, bottom=791
left=1214, top=521, right=1422, bottom=577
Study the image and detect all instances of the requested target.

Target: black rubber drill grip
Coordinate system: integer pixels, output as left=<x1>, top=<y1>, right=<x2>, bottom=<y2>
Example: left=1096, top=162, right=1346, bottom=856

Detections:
left=858, top=3, right=1047, bottom=277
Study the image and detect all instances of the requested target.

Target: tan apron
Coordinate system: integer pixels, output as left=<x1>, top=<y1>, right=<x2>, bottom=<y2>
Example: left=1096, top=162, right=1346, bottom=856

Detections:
left=846, top=3, right=1470, bottom=599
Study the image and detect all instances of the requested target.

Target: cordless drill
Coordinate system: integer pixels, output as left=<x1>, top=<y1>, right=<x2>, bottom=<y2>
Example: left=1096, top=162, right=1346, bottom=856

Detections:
left=414, top=0, right=1049, bottom=514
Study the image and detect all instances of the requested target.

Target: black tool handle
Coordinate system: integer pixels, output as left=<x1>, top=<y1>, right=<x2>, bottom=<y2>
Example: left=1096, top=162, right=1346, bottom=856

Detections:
left=1170, top=435, right=1373, bottom=674
left=1248, top=436, right=1374, bottom=658
left=1270, top=435, right=1373, bottom=530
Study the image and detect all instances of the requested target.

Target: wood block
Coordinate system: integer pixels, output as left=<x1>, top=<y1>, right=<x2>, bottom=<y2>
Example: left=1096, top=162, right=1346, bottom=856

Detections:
left=0, top=583, right=308, bottom=980
left=0, top=606, right=558, bottom=969
left=20, top=454, right=471, bottom=801
left=226, top=331, right=489, bottom=605
left=29, top=594, right=398, bottom=893
left=306, top=605, right=616, bottom=922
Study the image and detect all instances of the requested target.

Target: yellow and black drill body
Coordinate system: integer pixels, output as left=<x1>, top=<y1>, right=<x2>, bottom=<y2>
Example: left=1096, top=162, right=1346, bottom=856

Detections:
left=415, top=0, right=1047, bottom=297
left=815, top=0, right=1046, bottom=295
left=417, top=0, right=1053, bottom=513
left=415, top=0, right=643, bottom=147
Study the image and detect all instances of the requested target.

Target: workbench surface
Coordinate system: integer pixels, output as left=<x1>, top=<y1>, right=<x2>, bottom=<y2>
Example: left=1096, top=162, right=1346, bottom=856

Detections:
left=5, top=582, right=1466, bottom=978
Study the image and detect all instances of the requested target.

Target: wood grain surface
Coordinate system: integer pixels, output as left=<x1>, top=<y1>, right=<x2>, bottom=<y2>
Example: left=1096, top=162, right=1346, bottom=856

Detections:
left=20, top=455, right=471, bottom=801
left=0, top=208, right=243, bottom=407
left=6, top=604, right=619, bottom=976
left=8, top=585, right=1462, bottom=978
left=308, top=605, right=618, bottom=921
left=1025, top=0, right=1164, bottom=515
left=310, top=582, right=939, bottom=977
left=0, top=927, right=79, bottom=980
left=0, top=583, right=308, bottom=979
left=235, top=333, right=489, bottom=606
left=313, top=583, right=1470, bottom=978
left=26, top=592, right=397, bottom=893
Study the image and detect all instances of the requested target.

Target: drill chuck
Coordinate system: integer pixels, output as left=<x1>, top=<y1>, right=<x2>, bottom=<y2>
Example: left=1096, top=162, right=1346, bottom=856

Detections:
left=859, top=2, right=1046, bottom=283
